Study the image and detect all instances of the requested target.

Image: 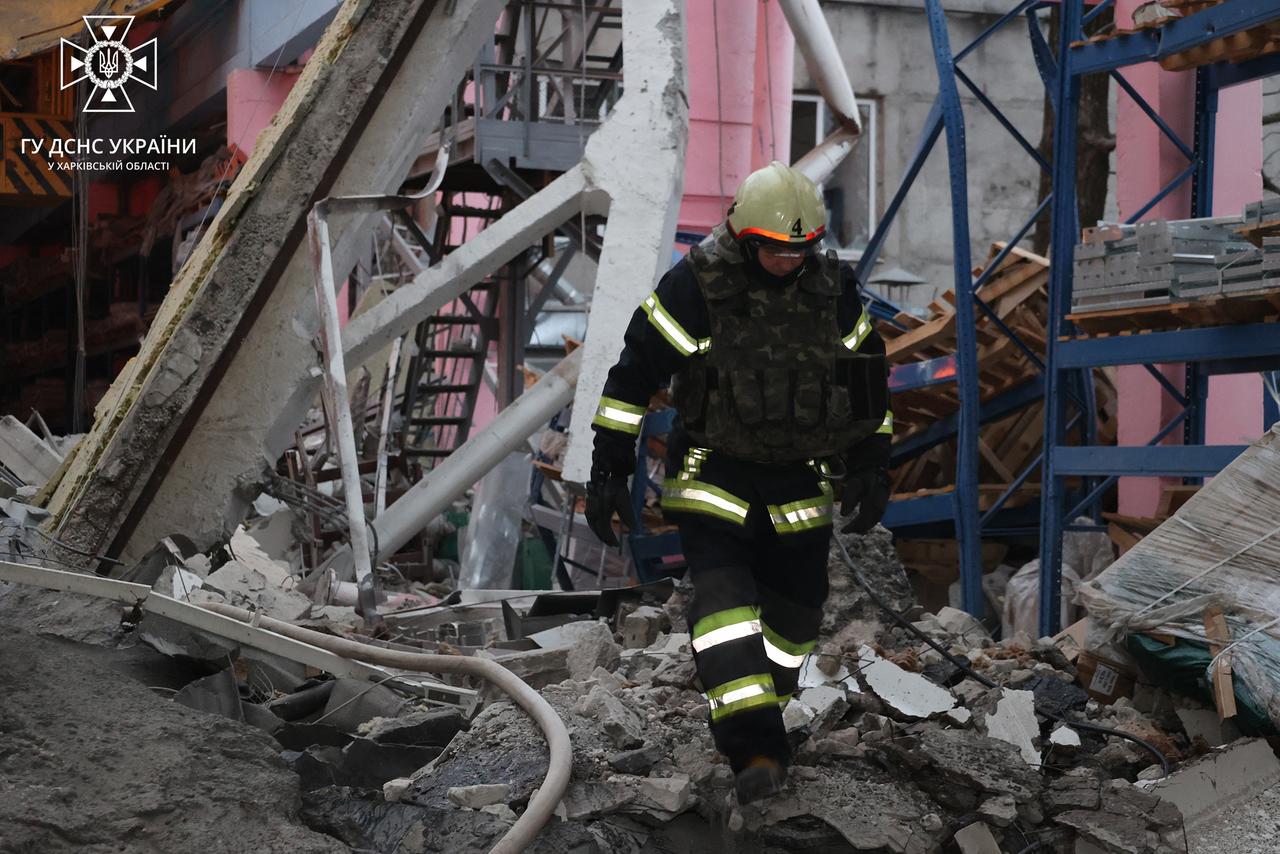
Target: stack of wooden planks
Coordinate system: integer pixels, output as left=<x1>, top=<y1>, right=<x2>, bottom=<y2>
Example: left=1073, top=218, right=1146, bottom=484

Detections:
left=1103, top=483, right=1200, bottom=553
left=880, top=243, right=1117, bottom=515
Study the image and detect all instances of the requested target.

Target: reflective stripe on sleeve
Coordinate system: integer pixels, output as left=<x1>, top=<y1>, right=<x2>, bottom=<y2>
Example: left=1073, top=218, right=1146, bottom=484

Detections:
left=706, top=674, right=778, bottom=721
left=766, top=494, right=833, bottom=534
left=643, top=292, right=711, bottom=356
left=761, top=622, right=815, bottom=669
left=876, top=409, right=894, bottom=435
left=841, top=306, right=873, bottom=352
left=691, top=618, right=762, bottom=653
left=592, top=396, right=647, bottom=435
left=661, top=478, right=750, bottom=525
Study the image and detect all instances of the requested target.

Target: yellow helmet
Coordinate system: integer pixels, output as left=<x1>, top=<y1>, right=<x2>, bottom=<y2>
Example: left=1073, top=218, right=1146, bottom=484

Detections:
left=726, top=161, right=827, bottom=247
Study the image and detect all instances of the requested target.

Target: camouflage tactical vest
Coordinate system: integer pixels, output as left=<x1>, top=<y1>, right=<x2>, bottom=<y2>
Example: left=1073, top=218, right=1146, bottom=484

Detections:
left=670, top=225, right=882, bottom=462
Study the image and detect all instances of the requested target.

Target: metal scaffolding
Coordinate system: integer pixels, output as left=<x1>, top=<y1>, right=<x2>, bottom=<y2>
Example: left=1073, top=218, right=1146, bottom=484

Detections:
left=1038, top=0, right=1280, bottom=635
left=866, top=0, right=1280, bottom=627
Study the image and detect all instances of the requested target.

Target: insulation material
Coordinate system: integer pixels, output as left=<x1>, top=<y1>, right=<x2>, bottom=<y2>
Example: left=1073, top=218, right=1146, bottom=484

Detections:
left=1001, top=519, right=1113, bottom=639
left=1078, top=424, right=1280, bottom=727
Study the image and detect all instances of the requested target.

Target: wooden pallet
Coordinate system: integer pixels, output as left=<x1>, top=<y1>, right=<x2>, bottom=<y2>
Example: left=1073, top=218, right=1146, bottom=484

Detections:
left=1066, top=289, right=1280, bottom=335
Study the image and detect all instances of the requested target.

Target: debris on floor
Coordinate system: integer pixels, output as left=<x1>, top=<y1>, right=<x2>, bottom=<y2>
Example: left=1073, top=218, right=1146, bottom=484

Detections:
left=11, top=492, right=1266, bottom=854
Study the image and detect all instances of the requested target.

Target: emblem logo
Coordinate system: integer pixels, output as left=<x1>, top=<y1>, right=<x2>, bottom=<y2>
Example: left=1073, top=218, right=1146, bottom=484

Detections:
left=60, top=16, right=158, bottom=113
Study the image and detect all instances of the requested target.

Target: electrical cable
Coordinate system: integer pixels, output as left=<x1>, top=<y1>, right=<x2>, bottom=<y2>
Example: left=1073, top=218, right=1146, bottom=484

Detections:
left=833, top=534, right=1171, bottom=777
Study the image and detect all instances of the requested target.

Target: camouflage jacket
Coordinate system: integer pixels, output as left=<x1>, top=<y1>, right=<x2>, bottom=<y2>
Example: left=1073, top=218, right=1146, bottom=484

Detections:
left=592, top=227, right=892, bottom=466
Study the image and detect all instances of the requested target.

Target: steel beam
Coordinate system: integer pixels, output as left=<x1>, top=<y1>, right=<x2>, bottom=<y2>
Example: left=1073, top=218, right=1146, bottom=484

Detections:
left=1056, top=323, right=1280, bottom=368
left=1070, top=0, right=1280, bottom=75
left=1052, top=445, right=1248, bottom=476
left=923, top=0, right=984, bottom=618
left=1037, top=0, right=1084, bottom=637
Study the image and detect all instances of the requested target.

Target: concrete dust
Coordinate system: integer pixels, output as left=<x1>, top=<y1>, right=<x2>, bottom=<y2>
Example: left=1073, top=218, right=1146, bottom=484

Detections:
left=0, top=623, right=346, bottom=854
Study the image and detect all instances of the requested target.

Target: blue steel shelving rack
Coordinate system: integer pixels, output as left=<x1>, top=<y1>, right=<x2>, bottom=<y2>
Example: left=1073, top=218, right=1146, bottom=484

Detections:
left=1037, top=0, right=1280, bottom=635
left=865, top=0, right=1077, bottom=618
left=868, top=0, right=1280, bottom=627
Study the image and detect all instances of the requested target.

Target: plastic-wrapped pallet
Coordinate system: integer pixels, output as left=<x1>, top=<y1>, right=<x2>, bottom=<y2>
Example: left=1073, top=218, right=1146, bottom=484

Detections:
left=1077, top=424, right=1280, bottom=728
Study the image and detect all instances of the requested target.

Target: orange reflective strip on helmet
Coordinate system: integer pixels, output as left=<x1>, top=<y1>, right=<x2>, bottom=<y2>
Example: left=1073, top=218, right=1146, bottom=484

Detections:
left=735, top=225, right=826, bottom=244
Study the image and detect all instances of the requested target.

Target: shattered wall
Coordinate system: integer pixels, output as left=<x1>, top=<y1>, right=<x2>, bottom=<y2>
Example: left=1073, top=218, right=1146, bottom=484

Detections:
left=44, top=0, right=504, bottom=562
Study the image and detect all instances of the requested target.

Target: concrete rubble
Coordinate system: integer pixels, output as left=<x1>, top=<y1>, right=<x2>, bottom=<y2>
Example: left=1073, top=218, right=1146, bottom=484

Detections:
left=11, top=487, right=1280, bottom=852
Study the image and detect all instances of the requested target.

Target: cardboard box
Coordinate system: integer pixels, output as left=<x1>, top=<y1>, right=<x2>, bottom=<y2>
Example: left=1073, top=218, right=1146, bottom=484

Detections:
left=1075, top=649, right=1139, bottom=704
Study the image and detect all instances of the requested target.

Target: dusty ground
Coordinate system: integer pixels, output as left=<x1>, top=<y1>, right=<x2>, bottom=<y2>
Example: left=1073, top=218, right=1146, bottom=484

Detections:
left=1186, top=782, right=1280, bottom=854
left=0, top=584, right=348, bottom=854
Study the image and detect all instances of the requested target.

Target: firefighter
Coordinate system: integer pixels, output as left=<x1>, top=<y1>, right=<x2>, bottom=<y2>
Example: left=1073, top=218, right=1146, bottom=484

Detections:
left=584, top=161, right=893, bottom=804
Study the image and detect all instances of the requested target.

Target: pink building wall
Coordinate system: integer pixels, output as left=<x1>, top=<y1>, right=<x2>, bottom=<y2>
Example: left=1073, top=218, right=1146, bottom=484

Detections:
left=1112, top=0, right=1263, bottom=516
left=678, top=0, right=795, bottom=235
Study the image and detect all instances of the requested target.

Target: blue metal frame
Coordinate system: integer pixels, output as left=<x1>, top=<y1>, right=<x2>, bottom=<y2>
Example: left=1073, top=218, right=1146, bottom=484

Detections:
left=628, top=408, right=686, bottom=583
left=1037, top=0, right=1280, bottom=635
left=868, top=0, right=1091, bottom=617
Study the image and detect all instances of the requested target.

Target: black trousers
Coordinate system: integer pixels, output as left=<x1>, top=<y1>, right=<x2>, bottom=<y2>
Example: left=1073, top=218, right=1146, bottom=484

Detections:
left=679, top=512, right=831, bottom=773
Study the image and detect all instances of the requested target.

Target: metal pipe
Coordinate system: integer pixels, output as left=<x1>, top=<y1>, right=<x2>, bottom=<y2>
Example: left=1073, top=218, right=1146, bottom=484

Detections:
left=374, top=337, right=404, bottom=515
left=308, top=203, right=381, bottom=629
left=303, top=140, right=454, bottom=623
left=792, top=126, right=860, bottom=186
left=202, top=602, right=571, bottom=854
left=778, top=0, right=861, bottom=132
left=371, top=347, right=583, bottom=562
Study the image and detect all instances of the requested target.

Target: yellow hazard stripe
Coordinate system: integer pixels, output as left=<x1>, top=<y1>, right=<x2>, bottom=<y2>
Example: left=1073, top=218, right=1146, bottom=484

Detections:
left=842, top=306, right=873, bottom=352
left=661, top=478, right=749, bottom=525
left=766, top=494, right=833, bottom=534
left=592, top=396, right=646, bottom=435
left=643, top=292, right=711, bottom=357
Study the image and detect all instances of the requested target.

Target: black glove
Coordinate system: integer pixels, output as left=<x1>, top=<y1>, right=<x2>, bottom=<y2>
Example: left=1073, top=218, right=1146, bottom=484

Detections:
left=585, top=431, right=638, bottom=547
left=840, top=434, right=891, bottom=534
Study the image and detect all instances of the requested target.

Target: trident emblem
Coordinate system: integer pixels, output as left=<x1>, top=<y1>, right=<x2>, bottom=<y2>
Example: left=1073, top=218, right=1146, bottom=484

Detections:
left=99, top=49, right=120, bottom=79
left=60, top=16, right=158, bottom=113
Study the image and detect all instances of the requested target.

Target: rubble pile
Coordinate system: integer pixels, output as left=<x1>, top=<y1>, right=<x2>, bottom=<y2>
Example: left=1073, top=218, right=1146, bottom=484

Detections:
left=2, top=493, right=1271, bottom=853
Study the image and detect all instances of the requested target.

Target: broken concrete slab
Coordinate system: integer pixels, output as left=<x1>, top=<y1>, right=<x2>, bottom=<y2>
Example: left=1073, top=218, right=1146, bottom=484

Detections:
left=1055, top=779, right=1183, bottom=853
left=447, top=783, right=511, bottom=810
left=383, top=777, right=413, bottom=803
left=857, top=644, right=957, bottom=720
left=0, top=415, right=61, bottom=486
left=953, top=821, right=1001, bottom=854
left=744, top=771, right=943, bottom=854
left=48, top=0, right=509, bottom=564
left=934, top=606, right=992, bottom=645
left=904, top=728, right=1044, bottom=807
left=202, top=559, right=313, bottom=621
left=796, top=685, right=849, bottom=733
left=621, top=605, right=667, bottom=649
left=632, top=774, right=693, bottom=816
left=1045, top=767, right=1102, bottom=814
left=977, top=794, right=1017, bottom=828
left=1049, top=724, right=1082, bottom=748
left=474, top=646, right=570, bottom=690
left=359, top=708, right=466, bottom=747
left=1175, top=706, right=1242, bottom=748
left=1139, top=737, right=1280, bottom=831
left=342, top=738, right=441, bottom=790
left=983, top=688, right=1040, bottom=766
left=607, top=744, right=664, bottom=775
left=561, top=621, right=621, bottom=681
left=577, top=685, right=643, bottom=749
left=173, top=668, right=244, bottom=722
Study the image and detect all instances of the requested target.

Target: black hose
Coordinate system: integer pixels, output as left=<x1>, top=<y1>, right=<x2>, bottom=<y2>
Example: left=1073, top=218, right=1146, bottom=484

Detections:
left=833, top=535, right=1172, bottom=777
